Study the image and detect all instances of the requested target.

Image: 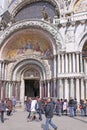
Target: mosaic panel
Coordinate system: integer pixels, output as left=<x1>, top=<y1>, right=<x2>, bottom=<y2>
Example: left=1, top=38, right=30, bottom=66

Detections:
left=74, top=0, right=87, bottom=13
left=2, top=29, right=53, bottom=60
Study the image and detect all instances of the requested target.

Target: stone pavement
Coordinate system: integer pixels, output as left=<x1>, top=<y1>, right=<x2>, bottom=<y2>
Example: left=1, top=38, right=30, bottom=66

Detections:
left=0, top=110, right=87, bottom=130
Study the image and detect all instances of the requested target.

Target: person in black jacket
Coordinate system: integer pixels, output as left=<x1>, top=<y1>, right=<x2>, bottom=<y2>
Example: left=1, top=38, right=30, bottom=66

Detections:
left=44, top=98, right=57, bottom=130
left=68, top=97, right=74, bottom=117
left=0, top=99, right=6, bottom=123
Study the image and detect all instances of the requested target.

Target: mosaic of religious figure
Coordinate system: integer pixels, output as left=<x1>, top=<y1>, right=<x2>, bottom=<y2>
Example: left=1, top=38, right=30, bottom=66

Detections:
left=2, top=29, right=53, bottom=60
left=74, top=0, right=87, bottom=13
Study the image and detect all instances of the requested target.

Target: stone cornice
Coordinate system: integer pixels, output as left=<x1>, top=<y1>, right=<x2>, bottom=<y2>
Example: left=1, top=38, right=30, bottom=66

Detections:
left=57, top=72, right=85, bottom=79
left=54, top=11, right=87, bottom=27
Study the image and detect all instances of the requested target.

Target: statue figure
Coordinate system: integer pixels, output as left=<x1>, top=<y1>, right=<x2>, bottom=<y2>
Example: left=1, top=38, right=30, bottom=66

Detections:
left=42, top=6, right=48, bottom=20
left=55, top=5, right=60, bottom=18
left=64, top=0, right=71, bottom=10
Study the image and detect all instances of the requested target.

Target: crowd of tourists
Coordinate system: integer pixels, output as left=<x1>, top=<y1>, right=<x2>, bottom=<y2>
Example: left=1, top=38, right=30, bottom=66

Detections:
left=25, top=96, right=87, bottom=120
left=0, top=96, right=87, bottom=130
left=25, top=96, right=87, bottom=130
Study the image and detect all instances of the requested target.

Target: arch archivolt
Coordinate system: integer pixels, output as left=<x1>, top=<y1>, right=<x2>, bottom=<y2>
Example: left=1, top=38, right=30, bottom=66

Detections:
left=9, top=55, right=51, bottom=81
left=77, top=31, right=87, bottom=52
left=8, top=0, right=59, bottom=16
left=0, top=20, right=63, bottom=55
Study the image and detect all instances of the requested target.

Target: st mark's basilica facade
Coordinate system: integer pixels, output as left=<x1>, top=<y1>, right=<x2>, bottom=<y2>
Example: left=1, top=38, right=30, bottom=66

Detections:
left=0, top=0, right=87, bottom=105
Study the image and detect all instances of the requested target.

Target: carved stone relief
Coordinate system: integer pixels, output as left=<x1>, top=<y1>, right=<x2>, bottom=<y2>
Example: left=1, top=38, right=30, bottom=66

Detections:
left=65, top=29, right=75, bottom=43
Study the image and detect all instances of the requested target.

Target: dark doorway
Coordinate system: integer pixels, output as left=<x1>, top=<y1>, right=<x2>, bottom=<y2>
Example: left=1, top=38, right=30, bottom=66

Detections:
left=25, top=79, right=39, bottom=97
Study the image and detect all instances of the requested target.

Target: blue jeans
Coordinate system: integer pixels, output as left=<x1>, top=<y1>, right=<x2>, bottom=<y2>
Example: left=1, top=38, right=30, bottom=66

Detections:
left=38, top=110, right=42, bottom=120
left=45, top=118, right=57, bottom=130
left=69, top=107, right=74, bottom=117
left=81, top=108, right=86, bottom=116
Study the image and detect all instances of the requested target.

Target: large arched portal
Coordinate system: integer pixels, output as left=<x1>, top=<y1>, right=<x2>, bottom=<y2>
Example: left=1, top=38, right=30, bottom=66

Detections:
left=24, top=68, right=40, bottom=97
left=0, top=19, right=63, bottom=104
left=25, top=79, right=39, bottom=97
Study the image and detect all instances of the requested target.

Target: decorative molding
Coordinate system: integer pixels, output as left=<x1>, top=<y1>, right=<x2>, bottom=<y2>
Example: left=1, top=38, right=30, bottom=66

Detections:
left=57, top=72, right=84, bottom=78
left=0, top=19, right=63, bottom=51
left=9, top=54, right=51, bottom=80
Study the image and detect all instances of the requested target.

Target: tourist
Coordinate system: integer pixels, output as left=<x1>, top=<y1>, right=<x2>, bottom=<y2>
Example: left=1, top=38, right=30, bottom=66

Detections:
left=26, top=97, right=31, bottom=120
left=0, top=99, right=6, bottom=123
left=62, top=99, right=68, bottom=116
left=29, top=97, right=38, bottom=121
left=44, top=97, right=57, bottom=130
left=68, top=97, right=74, bottom=117
left=11, top=96, right=17, bottom=112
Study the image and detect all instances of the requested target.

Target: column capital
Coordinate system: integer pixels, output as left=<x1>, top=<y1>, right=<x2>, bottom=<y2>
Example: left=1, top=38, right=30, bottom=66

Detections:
left=76, top=51, right=80, bottom=54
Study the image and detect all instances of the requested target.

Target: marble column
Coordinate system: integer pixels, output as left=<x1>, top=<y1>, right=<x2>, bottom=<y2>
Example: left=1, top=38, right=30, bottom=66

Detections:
left=64, top=79, right=69, bottom=100
left=4, top=63, right=8, bottom=80
left=0, top=62, right=2, bottom=79
left=0, top=83, right=1, bottom=99
left=83, top=58, right=87, bottom=74
left=72, top=53, right=76, bottom=73
left=76, top=53, right=80, bottom=73
left=5, top=83, right=9, bottom=98
left=53, top=78, right=57, bottom=97
left=44, top=80, right=47, bottom=97
left=0, top=84, right=1, bottom=99
left=54, top=55, right=57, bottom=77
left=69, top=53, right=72, bottom=73
left=1, top=86, right=3, bottom=99
left=12, top=83, right=16, bottom=97
left=3, top=82, right=6, bottom=99
left=2, top=62, right=5, bottom=80
left=81, top=78, right=84, bottom=99
left=85, top=80, right=87, bottom=99
left=76, top=79, right=80, bottom=102
left=70, top=78, right=74, bottom=98
left=40, top=81, right=42, bottom=98
left=8, top=82, right=11, bottom=98
left=20, top=78, right=24, bottom=106
left=17, top=82, right=21, bottom=100
left=1, top=62, right=3, bottom=80
left=62, top=54, right=64, bottom=73
left=85, top=59, right=87, bottom=73
left=43, top=81, right=46, bottom=97
left=58, top=54, right=61, bottom=74
left=58, top=79, right=63, bottom=99
left=65, top=53, right=68, bottom=73
left=47, top=80, right=50, bottom=97
left=80, top=53, right=83, bottom=73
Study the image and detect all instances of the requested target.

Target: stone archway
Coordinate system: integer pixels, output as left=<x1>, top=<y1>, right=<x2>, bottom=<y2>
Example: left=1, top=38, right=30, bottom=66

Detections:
left=24, top=66, right=40, bottom=98
left=25, top=79, right=39, bottom=97
left=0, top=20, right=63, bottom=54
left=0, top=19, right=63, bottom=102
left=8, top=57, right=51, bottom=103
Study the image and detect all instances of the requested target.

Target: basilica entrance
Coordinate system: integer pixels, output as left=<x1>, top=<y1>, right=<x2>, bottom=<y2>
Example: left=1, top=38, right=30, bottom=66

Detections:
left=25, top=79, right=39, bottom=97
